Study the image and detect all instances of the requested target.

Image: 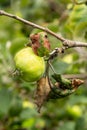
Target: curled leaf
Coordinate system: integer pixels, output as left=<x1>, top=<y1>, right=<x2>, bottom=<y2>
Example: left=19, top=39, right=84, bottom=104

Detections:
left=48, top=77, right=84, bottom=99
left=71, top=79, right=84, bottom=89
left=30, top=32, right=51, bottom=56
left=34, top=74, right=84, bottom=112
left=34, top=77, right=50, bottom=112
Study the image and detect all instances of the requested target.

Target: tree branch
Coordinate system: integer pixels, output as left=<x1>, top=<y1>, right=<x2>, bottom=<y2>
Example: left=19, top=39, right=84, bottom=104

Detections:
left=0, top=10, right=87, bottom=48
left=63, top=39, right=87, bottom=48
left=0, top=10, right=64, bottom=42
left=63, top=74, right=87, bottom=80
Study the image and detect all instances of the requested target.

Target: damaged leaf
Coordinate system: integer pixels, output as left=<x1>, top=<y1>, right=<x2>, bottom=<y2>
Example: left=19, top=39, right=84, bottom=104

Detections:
left=34, top=77, right=50, bottom=112
left=48, top=75, right=84, bottom=99
left=30, top=32, right=51, bottom=57
left=34, top=73, right=84, bottom=112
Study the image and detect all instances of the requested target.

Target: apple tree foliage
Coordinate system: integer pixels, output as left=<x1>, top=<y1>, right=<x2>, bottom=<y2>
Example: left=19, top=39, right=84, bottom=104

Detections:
left=0, top=0, right=87, bottom=130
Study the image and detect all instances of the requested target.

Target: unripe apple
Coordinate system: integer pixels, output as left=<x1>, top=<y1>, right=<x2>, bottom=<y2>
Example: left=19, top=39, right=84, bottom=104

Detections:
left=14, top=47, right=45, bottom=82
left=66, top=105, right=82, bottom=119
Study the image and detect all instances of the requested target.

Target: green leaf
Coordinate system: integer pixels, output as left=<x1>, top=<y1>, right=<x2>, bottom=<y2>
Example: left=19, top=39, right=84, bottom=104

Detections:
left=75, top=115, right=87, bottom=130
left=22, top=118, right=36, bottom=129
left=20, top=108, right=37, bottom=120
left=52, top=59, right=69, bottom=74
left=9, top=96, right=23, bottom=117
left=10, top=37, right=28, bottom=56
left=74, top=21, right=87, bottom=41
left=0, top=88, right=12, bottom=114
left=68, top=95, right=87, bottom=105
left=58, top=121, right=75, bottom=130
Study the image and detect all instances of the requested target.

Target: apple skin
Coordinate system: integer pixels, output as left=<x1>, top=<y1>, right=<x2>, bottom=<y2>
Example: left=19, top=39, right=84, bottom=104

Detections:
left=14, top=47, right=45, bottom=82
left=66, top=105, right=82, bottom=119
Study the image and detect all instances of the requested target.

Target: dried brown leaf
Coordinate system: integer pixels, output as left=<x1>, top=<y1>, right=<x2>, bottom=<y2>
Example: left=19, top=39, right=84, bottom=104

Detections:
left=34, top=77, right=51, bottom=112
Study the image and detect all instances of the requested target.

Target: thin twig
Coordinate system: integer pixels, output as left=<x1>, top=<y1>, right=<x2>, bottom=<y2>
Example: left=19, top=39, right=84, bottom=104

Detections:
left=63, top=74, right=87, bottom=80
left=0, top=10, right=87, bottom=48
left=48, top=61, right=56, bottom=74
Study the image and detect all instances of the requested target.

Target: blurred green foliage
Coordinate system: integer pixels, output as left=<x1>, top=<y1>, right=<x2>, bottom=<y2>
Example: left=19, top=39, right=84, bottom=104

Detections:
left=0, top=0, right=87, bottom=130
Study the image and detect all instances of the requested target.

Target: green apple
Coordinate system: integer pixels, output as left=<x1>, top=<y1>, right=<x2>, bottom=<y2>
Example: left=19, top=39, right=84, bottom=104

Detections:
left=14, top=47, right=45, bottom=82
left=66, top=105, right=82, bottom=119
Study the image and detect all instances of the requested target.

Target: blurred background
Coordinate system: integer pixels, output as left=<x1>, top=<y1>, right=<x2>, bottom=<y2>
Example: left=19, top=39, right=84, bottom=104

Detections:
left=0, top=0, right=87, bottom=130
